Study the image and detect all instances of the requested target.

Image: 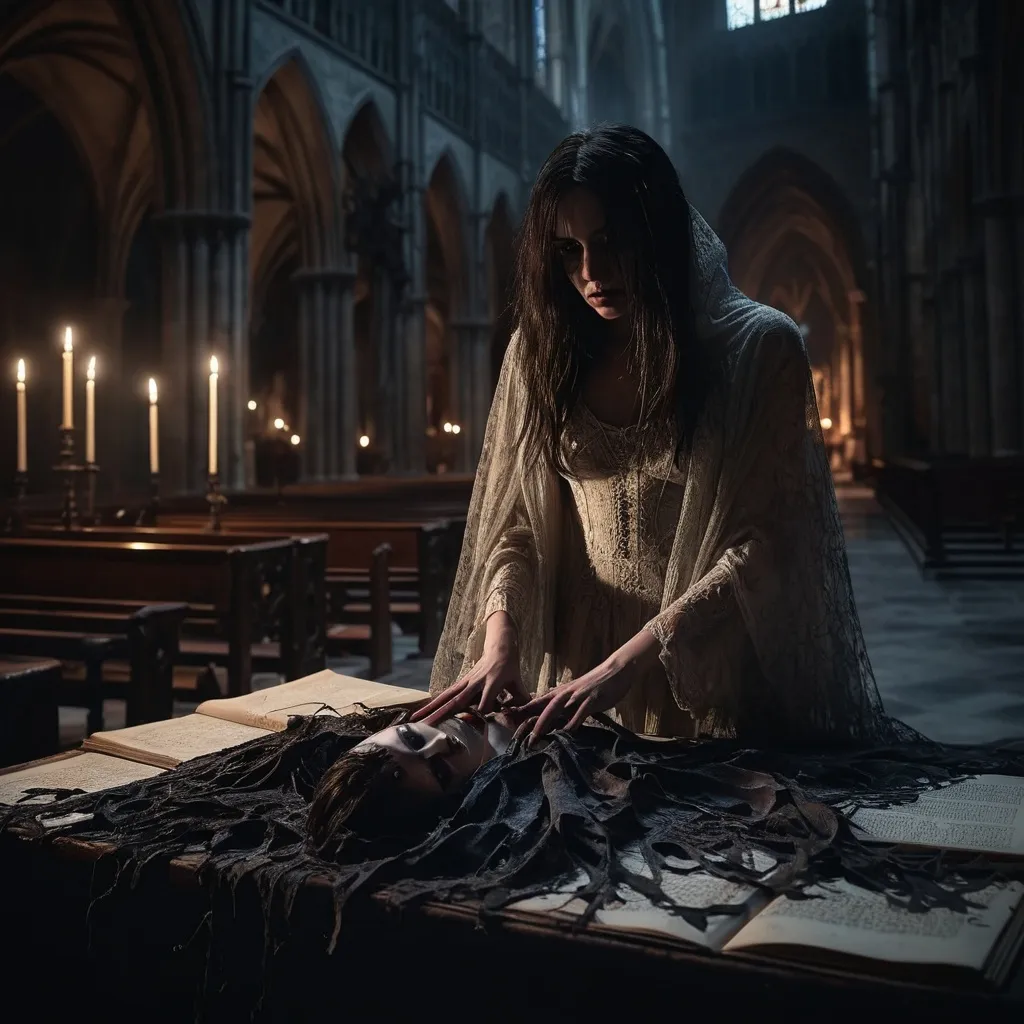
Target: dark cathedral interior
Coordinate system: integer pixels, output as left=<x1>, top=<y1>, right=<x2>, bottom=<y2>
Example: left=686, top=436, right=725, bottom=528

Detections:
left=0, top=0, right=1023, bottom=1018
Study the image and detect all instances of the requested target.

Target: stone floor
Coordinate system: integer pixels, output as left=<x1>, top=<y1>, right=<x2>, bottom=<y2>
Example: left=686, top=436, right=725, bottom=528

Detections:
left=59, top=484, right=1024, bottom=747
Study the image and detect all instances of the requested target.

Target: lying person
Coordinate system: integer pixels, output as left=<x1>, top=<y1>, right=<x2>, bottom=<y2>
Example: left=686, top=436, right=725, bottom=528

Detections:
left=307, top=707, right=520, bottom=856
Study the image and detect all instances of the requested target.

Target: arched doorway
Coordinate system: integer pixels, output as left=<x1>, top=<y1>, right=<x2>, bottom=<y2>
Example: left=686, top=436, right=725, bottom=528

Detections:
left=423, top=154, right=469, bottom=473
left=719, top=148, right=870, bottom=474
left=341, top=100, right=399, bottom=475
left=0, top=0, right=209, bottom=499
left=249, top=55, right=340, bottom=483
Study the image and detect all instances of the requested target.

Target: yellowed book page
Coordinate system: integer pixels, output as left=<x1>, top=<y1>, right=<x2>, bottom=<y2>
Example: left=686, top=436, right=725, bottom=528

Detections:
left=0, top=752, right=165, bottom=806
left=724, top=877, right=1024, bottom=971
left=82, top=714, right=271, bottom=770
left=850, top=775, right=1024, bottom=855
left=510, top=851, right=765, bottom=950
left=195, top=670, right=429, bottom=732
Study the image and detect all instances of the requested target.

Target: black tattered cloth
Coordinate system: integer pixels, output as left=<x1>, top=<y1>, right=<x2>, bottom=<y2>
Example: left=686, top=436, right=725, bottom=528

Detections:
left=4, top=711, right=1024, bottom=1003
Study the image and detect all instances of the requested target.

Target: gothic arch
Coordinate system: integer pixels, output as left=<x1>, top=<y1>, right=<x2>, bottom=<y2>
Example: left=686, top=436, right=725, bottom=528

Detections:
left=0, top=0, right=212, bottom=293
left=582, top=0, right=669, bottom=142
left=0, top=0, right=212, bottom=492
left=423, top=151, right=471, bottom=455
left=250, top=50, right=342, bottom=286
left=719, top=147, right=869, bottom=471
left=248, top=52, right=341, bottom=455
left=340, top=97, right=394, bottom=179
left=424, top=149, right=471, bottom=311
left=342, top=98, right=400, bottom=467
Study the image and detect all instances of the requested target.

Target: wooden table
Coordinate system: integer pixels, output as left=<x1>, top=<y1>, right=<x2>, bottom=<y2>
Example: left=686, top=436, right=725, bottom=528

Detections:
left=1, top=787, right=1020, bottom=1022
left=0, top=656, right=60, bottom=767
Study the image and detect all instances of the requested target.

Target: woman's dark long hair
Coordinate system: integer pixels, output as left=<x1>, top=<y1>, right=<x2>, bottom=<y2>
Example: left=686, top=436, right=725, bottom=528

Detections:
left=513, top=122, right=716, bottom=474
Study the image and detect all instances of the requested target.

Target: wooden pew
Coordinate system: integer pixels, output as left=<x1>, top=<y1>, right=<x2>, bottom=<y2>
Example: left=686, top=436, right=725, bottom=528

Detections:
left=325, top=543, right=393, bottom=678
left=0, top=603, right=186, bottom=731
left=0, top=534, right=323, bottom=697
left=17, top=525, right=329, bottom=686
left=158, top=515, right=465, bottom=655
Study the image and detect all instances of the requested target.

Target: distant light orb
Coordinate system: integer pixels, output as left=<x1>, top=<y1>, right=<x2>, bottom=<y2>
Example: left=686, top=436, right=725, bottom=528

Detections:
left=273, top=417, right=285, bottom=430
left=821, top=417, right=833, bottom=430
left=290, top=434, right=300, bottom=446
left=359, top=434, right=370, bottom=448
left=451, top=424, right=461, bottom=435
left=247, top=399, right=257, bottom=411
left=442, top=422, right=452, bottom=433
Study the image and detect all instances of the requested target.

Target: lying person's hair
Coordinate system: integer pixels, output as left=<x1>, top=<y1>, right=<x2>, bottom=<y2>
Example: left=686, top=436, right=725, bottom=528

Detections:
left=307, top=744, right=456, bottom=858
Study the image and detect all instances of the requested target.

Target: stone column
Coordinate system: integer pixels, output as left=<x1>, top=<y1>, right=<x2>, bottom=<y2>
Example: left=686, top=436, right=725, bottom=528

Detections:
left=450, top=317, right=491, bottom=471
left=983, top=199, right=1019, bottom=454
left=153, top=213, right=212, bottom=494
left=1016, top=200, right=1024, bottom=449
left=401, top=295, right=428, bottom=474
left=937, top=265, right=967, bottom=453
left=88, top=296, right=129, bottom=496
left=209, top=218, right=251, bottom=491
left=332, top=265, right=359, bottom=478
left=959, top=253, right=991, bottom=457
left=294, top=265, right=362, bottom=479
left=394, top=0, right=427, bottom=474
left=836, top=323, right=853, bottom=465
left=371, top=266, right=396, bottom=470
left=847, top=290, right=867, bottom=465
left=294, top=271, right=327, bottom=481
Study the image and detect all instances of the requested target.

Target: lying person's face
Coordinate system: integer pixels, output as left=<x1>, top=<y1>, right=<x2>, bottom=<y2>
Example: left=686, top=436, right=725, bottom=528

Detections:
left=353, top=711, right=501, bottom=798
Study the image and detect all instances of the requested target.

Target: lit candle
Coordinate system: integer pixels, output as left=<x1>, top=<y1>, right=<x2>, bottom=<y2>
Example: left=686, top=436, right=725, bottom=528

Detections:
left=148, top=378, right=160, bottom=475
left=62, top=326, right=74, bottom=429
left=208, top=356, right=219, bottom=476
left=85, top=356, right=97, bottom=464
left=16, top=360, right=27, bottom=474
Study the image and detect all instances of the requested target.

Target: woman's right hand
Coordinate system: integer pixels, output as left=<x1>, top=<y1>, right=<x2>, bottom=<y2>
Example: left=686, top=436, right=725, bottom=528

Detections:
left=411, top=611, right=529, bottom=724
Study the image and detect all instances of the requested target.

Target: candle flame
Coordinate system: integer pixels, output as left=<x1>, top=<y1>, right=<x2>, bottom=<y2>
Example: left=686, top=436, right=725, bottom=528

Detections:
left=64, top=326, right=73, bottom=353
left=17, top=359, right=25, bottom=383
left=148, top=378, right=158, bottom=404
left=87, top=356, right=96, bottom=381
left=209, top=356, right=219, bottom=375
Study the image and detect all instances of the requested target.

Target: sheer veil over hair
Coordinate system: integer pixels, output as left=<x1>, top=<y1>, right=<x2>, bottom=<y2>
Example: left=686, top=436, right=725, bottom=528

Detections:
left=431, top=203, right=914, bottom=743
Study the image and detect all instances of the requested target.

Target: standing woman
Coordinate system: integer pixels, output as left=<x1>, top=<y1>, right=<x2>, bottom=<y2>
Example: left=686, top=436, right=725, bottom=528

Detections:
left=415, top=123, right=905, bottom=745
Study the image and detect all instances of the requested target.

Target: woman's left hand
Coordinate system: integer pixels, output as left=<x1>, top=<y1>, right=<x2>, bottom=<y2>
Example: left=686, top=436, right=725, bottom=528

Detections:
left=512, top=628, right=662, bottom=745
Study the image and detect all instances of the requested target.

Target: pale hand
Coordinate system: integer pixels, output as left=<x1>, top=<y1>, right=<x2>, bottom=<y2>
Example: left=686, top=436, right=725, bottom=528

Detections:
left=513, top=628, right=661, bottom=744
left=411, top=611, right=529, bottom=725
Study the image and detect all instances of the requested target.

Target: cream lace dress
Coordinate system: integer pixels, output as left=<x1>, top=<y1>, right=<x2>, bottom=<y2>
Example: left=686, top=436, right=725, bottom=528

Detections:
left=480, top=403, right=754, bottom=738
left=431, top=206, right=898, bottom=744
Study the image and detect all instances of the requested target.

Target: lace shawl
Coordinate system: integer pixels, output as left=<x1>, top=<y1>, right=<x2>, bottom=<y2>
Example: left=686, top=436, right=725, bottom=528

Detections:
left=431, top=207, right=906, bottom=742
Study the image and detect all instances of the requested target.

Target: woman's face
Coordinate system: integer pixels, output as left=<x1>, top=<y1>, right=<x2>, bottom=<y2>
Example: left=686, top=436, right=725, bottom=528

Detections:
left=353, top=712, right=496, bottom=799
left=554, top=187, right=627, bottom=321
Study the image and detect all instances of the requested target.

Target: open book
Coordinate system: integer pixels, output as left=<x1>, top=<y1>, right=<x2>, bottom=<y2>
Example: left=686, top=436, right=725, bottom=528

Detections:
left=510, top=858, right=1024, bottom=989
left=849, top=774, right=1024, bottom=856
left=193, top=669, right=430, bottom=732
left=80, top=670, right=429, bottom=769
left=0, top=751, right=166, bottom=806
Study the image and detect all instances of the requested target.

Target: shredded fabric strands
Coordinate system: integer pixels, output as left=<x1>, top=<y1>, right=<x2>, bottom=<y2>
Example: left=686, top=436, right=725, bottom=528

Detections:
left=4, top=711, right=1024, bottom=1008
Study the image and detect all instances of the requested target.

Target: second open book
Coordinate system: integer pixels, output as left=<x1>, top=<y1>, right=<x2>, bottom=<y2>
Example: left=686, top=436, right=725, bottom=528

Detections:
left=80, top=670, right=430, bottom=769
left=510, top=774, right=1024, bottom=987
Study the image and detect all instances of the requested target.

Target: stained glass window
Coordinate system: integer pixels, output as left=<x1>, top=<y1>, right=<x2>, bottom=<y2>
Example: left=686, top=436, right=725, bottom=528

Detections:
left=760, top=0, right=790, bottom=20
left=727, top=1, right=756, bottom=29
left=727, top=0, right=828, bottom=30
left=534, top=0, right=547, bottom=75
